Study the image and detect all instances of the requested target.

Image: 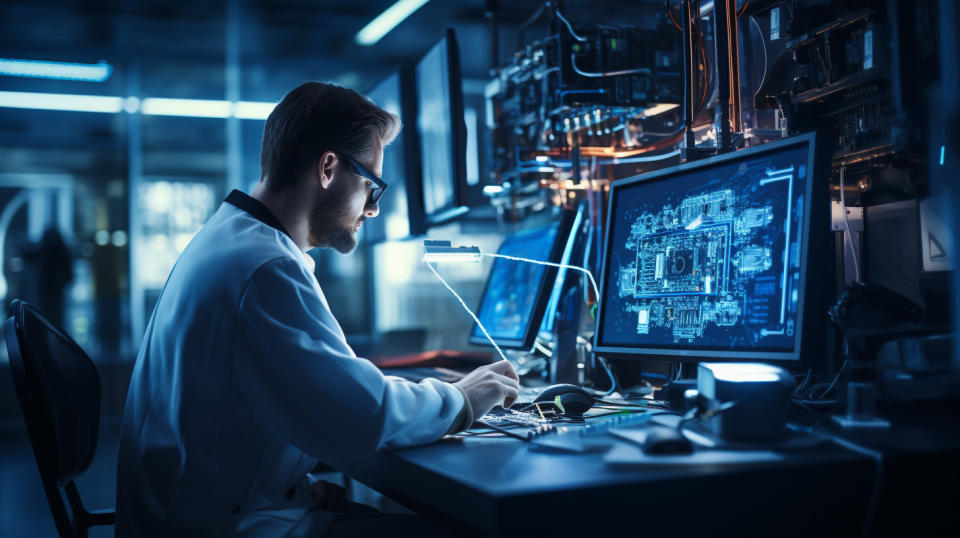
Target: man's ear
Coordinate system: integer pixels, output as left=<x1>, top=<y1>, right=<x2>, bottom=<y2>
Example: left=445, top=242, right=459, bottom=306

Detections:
left=317, top=151, right=337, bottom=189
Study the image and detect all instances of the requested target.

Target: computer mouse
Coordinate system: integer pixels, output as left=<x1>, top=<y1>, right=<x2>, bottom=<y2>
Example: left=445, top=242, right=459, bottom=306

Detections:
left=642, top=426, right=694, bottom=455
left=533, top=384, right=595, bottom=415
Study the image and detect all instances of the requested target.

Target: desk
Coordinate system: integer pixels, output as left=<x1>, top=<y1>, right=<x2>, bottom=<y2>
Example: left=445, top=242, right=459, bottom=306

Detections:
left=352, top=425, right=876, bottom=537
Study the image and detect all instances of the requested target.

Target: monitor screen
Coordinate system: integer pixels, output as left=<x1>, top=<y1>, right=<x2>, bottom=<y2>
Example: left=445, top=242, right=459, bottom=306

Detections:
left=595, top=134, right=825, bottom=361
left=364, top=71, right=416, bottom=241
left=471, top=212, right=576, bottom=350
left=415, top=29, right=468, bottom=226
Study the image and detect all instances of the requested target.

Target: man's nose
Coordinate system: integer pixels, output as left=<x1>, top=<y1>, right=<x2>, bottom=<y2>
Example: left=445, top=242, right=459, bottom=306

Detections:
left=364, top=200, right=380, bottom=218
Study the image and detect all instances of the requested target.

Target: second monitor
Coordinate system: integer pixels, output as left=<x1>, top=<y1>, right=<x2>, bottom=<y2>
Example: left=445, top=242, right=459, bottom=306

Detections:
left=470, top=211, right=578, bottom=351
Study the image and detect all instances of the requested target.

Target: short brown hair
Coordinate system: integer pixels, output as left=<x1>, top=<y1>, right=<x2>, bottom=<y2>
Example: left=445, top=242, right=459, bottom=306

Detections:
left=259, top=81, right=400, bottom=190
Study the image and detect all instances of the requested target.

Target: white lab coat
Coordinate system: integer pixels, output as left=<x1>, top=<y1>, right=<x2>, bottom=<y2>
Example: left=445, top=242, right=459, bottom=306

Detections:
left=116, top=191, right=469, bottom=537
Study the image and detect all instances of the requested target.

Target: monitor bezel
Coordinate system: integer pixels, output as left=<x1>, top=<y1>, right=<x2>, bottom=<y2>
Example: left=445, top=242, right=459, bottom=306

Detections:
left=593, top=132, right=831, bottom=363
left=415, top=27, right=469, bottom=228
left=469, top=210, right=578, bottom=351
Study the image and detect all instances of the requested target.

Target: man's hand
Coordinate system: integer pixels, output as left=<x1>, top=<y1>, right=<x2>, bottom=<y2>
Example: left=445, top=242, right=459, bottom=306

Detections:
left=309, top=479, right=348, bottom=513
left=453, top=359, right=520, bottom=418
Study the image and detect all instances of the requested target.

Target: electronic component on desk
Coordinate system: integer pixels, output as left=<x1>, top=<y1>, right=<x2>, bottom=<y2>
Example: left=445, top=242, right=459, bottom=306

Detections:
left=697, top=362, right=793, bottom=442
left=481, top=407, right=555, bottom=428
left=594, top=133, right=831, bottom=364
left=529, top=411, right=655, bottom=453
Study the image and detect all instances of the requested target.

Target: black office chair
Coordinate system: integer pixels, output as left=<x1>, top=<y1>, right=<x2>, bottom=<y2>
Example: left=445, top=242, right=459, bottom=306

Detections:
left=4, top=299, right=114, bottom=538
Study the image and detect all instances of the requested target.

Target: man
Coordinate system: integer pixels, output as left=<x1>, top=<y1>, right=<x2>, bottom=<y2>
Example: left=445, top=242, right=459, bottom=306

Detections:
left=117, top=81, right=520, bottom=536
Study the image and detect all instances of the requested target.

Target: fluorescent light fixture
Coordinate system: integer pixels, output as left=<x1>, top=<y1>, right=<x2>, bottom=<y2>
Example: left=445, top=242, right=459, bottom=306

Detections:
left=0, top=90, right=123, bottom=113
left=0, top=90, right=277, bottom=119
left=123, top=97, right=141, bottom=114
left=141, top=97, right=231, bottom=118
left=233, top=101, right=276, bottom=120
left=0, top=58, right=112, bottom=82
left=422, top=240, right=482, bottom=264
left=355, top=0, right=431, bottom=46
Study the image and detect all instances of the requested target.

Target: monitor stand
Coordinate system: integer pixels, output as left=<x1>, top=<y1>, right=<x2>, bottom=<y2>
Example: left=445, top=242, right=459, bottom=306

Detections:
left=830, top=382, right=891, bottom=430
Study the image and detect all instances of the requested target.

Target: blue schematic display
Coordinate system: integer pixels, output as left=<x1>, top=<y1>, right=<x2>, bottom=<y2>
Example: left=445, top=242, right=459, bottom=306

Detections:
left=473, top=223, right=559, bottom=344
left=599, top=143, right=810, bottom=352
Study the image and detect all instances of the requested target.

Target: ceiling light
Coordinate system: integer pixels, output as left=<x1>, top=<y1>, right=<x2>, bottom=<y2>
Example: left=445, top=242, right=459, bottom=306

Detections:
left=141, top=98, right=232, bottom=118
left=0, top=58, right=113, bottom=82
left=0, top=91, right=276, bottom=120
left=0, top=91, right=123, bottom=113
left=355, top=0, right=431, bottom=47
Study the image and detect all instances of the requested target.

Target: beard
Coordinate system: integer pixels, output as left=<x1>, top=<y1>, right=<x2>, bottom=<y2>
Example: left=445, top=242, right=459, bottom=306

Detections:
left=307, top=194, right=361, bottom=254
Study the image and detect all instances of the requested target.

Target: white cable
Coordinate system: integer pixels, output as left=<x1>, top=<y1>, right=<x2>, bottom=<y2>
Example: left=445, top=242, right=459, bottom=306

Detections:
left=554, top=9, right=588, bottom=42
left=483, top=252, right=601, bottom=302
left=570, top=54, right=652, bottom=78
left=425, top=262, right=509, bottom=363
left=750, top=16, right=768, bottom=96
left=606, top=149, right=682, bottom=164
left=597, top=356, right=617, bottom=395
left=839, top=166, right=862, bottom=283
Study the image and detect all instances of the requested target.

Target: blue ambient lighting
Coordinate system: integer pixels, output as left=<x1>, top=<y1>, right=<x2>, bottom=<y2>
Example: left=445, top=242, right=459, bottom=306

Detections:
left=0, top=58, right=113, bottom=82
left=940, top=145, right=945, bottom=166
left=355, top=0, right=431, bottom=46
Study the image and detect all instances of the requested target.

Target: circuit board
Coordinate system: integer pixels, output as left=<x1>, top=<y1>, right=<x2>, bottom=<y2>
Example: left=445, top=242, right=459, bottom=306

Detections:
left=599, top=143, right=812, bottom=352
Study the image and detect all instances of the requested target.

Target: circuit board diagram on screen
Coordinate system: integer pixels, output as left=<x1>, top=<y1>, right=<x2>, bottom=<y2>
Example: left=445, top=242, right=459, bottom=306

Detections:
left=610, top=156, right=807, bottom=347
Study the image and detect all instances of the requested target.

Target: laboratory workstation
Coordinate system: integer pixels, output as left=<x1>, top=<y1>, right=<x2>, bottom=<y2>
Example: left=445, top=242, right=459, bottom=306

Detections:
left=1, top=0, right=959, bottom=536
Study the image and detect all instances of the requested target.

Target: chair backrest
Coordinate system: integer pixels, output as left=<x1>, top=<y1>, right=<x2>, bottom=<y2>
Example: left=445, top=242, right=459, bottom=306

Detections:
left=5, top=299, right=102, bottom=537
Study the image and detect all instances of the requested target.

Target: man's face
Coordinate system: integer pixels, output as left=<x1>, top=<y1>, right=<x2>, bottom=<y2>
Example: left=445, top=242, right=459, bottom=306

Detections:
left=307, top=138, right=383, bottom=253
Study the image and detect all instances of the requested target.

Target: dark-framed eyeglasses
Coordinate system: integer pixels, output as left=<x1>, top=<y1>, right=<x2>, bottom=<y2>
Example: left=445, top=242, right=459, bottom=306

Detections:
left=336, top=152, right=387, bottom=205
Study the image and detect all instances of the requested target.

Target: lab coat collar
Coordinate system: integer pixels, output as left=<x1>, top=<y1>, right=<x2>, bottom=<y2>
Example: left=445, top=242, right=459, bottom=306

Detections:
left=224, top=190, right=317, bottom=274
left=225, top=190, right=294, bottom=243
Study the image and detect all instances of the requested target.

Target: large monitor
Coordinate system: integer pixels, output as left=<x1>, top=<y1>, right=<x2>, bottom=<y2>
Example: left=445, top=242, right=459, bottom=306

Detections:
left=415, top=28, right=469, bottom=227
left=470, top=211, right=578, bottom=350
left=363, top=69, right=425, bottom=241
left=594, top=133, right=830, bottom=362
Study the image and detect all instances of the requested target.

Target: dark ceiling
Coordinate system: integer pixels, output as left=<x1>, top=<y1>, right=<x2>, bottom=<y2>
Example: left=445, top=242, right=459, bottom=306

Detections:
left=0, top=0, right=672, bottom=98
left=0, top=0, right=674, bottom=178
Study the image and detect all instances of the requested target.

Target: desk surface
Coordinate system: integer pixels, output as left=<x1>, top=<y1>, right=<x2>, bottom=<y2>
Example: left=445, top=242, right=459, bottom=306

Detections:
left=352, top=423, right=876, bottom=537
